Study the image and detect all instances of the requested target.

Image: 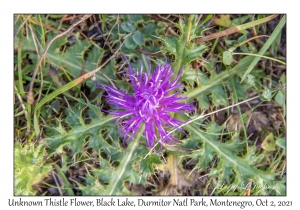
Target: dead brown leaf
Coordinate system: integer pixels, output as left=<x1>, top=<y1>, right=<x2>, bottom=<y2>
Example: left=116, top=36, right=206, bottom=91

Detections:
left=155, top=154, right=192, bottom=195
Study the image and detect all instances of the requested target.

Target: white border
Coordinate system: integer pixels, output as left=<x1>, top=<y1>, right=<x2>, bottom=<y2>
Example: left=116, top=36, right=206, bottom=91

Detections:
left=2, top=0, right=299, bottom=209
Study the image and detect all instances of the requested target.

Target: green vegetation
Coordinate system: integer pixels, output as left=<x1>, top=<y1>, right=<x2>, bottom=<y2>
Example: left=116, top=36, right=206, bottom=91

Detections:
left=14, top=14, right=286, bottom=196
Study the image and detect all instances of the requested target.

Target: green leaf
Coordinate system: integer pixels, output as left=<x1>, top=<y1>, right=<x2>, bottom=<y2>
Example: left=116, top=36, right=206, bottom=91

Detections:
left=45, top=107, right=116, bottom=155
left=276, top=138, right=286, bottom=150
left=160, top=16, right=207, bottom=75
left=132, top=30, right=144, bottom=45
left=280, top=72, right=286, bottom=85
left=128, top=14, right=142, bottom=22
left=85, top=45, right=104, bottom=70
left=225, top=39, right=235, bottom=46
left=105, top=124, right=145, bottom=195
left=121, top=21, right=136, bottom=33
left=49, top=14, right=65, bottom=18
left=223, top=51, right=233, bottom=65
left=232, top=15, right=252, bottom=25
left=196, top=92, right=210, bottom=110
left=261, top=133, right=276, bottom=151
left=275, top=180, right=286, bottom=195
left=163, top=36, right=177, bottom=54
left=190, top=142, right=215, bottom=169
left=238, top=34, right=247, bottom=43
left=140, top=153, right=162, bottom=174
left=78, top=175, right=105, bottom=195
left=181, top=65, right=199, bottom=85
left=44, top=31, right=111, bottom=86
left=15, top=20, right=45, bottom=52
left=274, top=90, right=285, bottom=107
left=261, top=87, right=272, bottom=101
left=180, top=136, right=201, bottom=149
left=240, top=45, right=249, bottom=53
left=141, top=23, right=157, bottom=39
left=125, top=35, right=137, bottom=49
left=210, top=85, right=228, bottom=107
left=271, top=28, right=282, bottom=55
left=179, top=115, right=275, bottom=195
left=245, top=74, right=256, bottom=87
left=182, top=44, right=206, bottom=63
left=228, top=75, right=248, bottom=100
left=14, top=141, right=51, bottom=195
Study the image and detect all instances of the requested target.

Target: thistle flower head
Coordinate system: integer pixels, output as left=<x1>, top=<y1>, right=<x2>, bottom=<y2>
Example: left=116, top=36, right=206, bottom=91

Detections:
left=98, top=60, right=193, bottom=149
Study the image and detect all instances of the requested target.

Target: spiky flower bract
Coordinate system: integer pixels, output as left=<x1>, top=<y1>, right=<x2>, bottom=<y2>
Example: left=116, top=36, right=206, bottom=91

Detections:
left=98, top=60, right=193, bottom=150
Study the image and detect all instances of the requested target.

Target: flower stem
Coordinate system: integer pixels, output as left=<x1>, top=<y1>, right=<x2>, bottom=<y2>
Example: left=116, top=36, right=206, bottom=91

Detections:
left=172, top=15, right=194, bottom=77
left=107, top=123, right=145, bottom=195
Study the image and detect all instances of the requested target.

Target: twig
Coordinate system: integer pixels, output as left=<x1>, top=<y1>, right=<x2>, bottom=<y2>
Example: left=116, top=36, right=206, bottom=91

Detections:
left=14, top=15, right=32, bottom=37
left=27, top=14, right=92, bottom=104
left=33, top=35, right=125, bottom=114
left=144, top=94, right=264, bottom=159
left=92, top=15, right=114, bottom=53
left=195, top=15, right=278, bottom=44
left=107, top=15, right=120, bottom=43
left=60, top=14, right=81, bottom=22
left=136, top=48, right=164, bottom=56
left=162, top=22, right=178, bottom=36
left=28, top=24, right=41, bottom=57
left=196, top=14, right=203, bottom=26
left=29, top=18, right=61, bottom=33
left=51, top=170, right=63, bottom=196
left=14, top=85, right=28, bottom=120
left=14, top=15, right=20, bottom=25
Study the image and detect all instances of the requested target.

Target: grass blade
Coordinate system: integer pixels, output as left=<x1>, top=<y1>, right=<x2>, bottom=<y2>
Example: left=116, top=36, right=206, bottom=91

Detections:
left=241, top=15, right=286, bottom=82
left=53, top=164, right=75, bottom=196
left=196, top=15, right=278, bottom=43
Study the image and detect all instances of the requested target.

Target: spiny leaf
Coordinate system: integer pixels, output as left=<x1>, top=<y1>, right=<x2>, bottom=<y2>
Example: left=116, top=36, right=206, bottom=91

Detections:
left=139, top=151, right=162, bottom=174
left=105, top=124, right=145, bottom=195
left=78, top=130, right=162, bottom=195
left=14, top=141, right=51, bottom=195
left=45, top=106, right=116, bottom=155
left=184, top=70, right=228, bottom=109
left=160, top=15, right=207, bottom=75
left=178, top=115, right=276, bottom=195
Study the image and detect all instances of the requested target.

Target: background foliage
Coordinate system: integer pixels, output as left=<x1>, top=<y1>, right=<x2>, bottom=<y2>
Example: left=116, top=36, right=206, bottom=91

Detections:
left=14, top=14, right=286, bottom=196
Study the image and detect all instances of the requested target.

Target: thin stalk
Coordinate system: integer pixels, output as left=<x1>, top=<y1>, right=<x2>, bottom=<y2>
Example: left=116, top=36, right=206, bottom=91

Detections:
left=233, top=52, right=286, bottom=65
left=17, top=43, right=24, bottom=95
left=38, top=15, right=46, bottom=47
left=107, top=123, right=145, bottom=195
left=196, top=15, right=278, bottom=43
left=231, top=79, right=248, bottom=151
left=53, top=164, right=75, bottom=195
left=28, top=15, right=92, bottom=104
left=172, top=15, right=194, bottom=76
left=144, top=94, right=262, bottom=159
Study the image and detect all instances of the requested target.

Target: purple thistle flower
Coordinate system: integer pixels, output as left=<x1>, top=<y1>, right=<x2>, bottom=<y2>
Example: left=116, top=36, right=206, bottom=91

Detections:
left=98, top=60, right=194, bottom=150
